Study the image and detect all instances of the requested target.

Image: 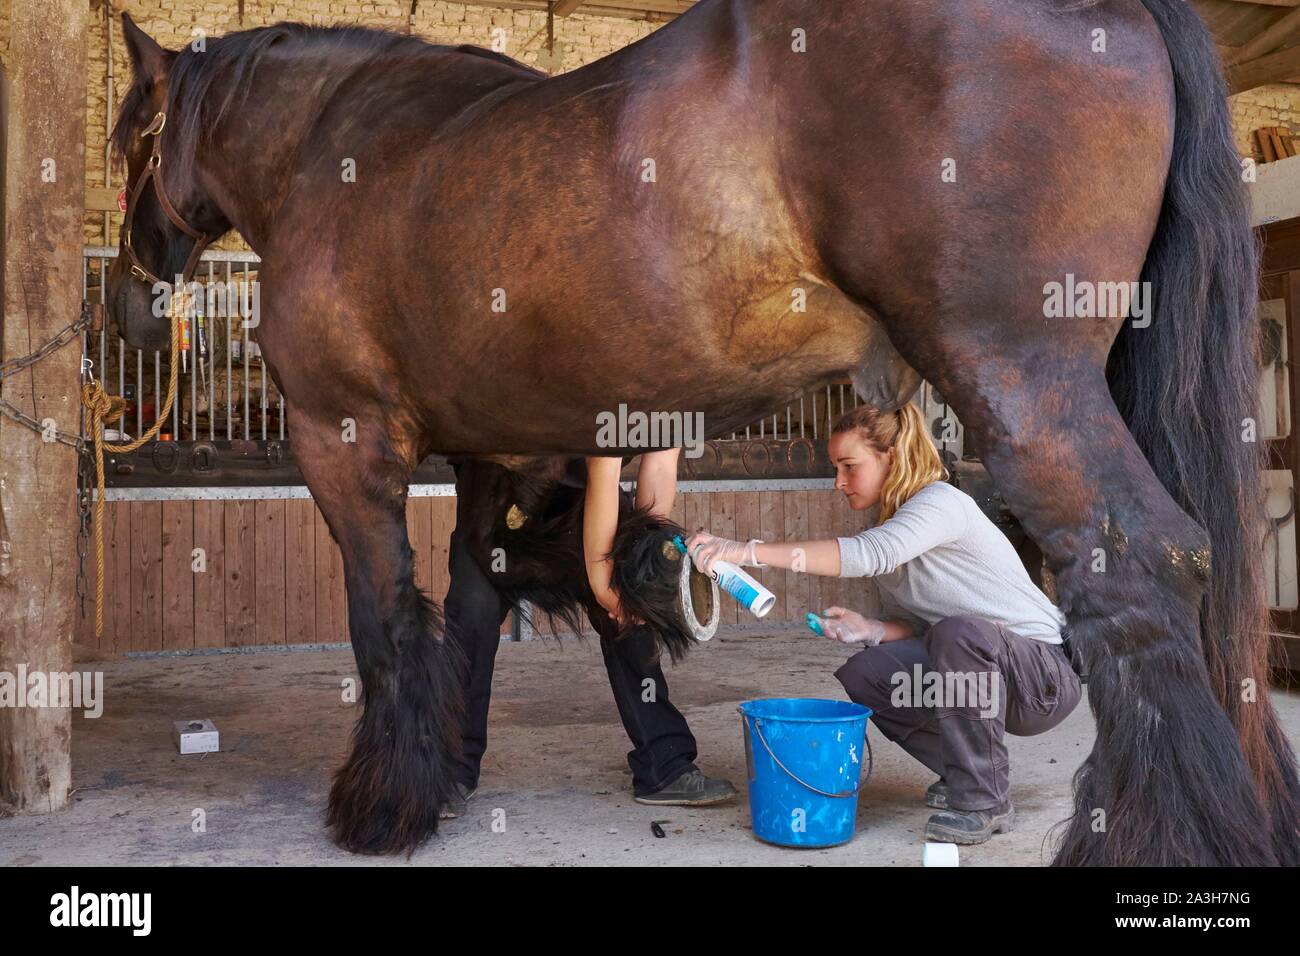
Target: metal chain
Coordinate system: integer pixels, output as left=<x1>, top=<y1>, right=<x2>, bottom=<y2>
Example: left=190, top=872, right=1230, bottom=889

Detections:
left=0, top=301, right=95, bottom=452
left=0, top=301, right=93, bottom=378
left=0, top=300, right=101, bottom=616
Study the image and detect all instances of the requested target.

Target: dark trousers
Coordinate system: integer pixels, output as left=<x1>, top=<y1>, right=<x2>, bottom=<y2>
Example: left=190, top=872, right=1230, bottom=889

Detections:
left=833, top=615, right=1081, bottom=811
left=442, top=523, right=698, bottom=796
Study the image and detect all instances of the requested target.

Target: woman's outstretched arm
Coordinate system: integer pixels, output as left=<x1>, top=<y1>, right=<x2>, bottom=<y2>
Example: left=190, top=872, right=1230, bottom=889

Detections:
left=584, top=456, right=628, bottom=623
left=686, top=483, right=966, bottom=579
left=683, top=533, right=842, bottom=576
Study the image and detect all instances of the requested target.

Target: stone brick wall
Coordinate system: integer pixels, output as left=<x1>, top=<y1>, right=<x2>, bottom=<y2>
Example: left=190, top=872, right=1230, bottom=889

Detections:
left=1231, top=84, right=1300, bottom=163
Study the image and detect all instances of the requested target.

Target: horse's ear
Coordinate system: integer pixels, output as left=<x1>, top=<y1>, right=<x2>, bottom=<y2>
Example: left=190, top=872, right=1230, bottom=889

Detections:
left=121, top=13, right=173, bottom=87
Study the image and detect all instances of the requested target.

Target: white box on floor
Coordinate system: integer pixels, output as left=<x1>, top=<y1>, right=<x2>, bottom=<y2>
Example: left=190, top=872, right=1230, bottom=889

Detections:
left=173, top=719, right=219, bottom=754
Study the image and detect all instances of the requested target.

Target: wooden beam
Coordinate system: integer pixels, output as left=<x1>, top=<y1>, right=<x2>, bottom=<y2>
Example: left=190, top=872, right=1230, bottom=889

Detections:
left=553, top=0, right=585, bottom=16
left=0, top=0, right=88, bottom=814
left=1229, top=42, right=1300, bottom=91
left=1229, top=5, right=1300, bottom=64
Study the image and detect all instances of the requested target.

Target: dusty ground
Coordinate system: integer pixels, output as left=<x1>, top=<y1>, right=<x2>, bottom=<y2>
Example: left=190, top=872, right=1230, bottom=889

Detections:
left=3, top=629, right=1295, bottom=866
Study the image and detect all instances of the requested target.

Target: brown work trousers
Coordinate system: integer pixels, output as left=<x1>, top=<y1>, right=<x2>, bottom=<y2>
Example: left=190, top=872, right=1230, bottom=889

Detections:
left=834, top=615, right=1082, bottom=812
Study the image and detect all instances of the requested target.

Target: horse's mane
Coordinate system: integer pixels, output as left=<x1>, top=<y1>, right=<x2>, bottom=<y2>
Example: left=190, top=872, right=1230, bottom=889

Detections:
left=111, top=22, right=544, bottom=184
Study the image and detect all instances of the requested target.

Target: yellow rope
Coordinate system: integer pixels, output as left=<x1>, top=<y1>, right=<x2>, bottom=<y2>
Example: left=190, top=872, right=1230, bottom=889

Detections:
left=81, top=295, right=184, bottom=638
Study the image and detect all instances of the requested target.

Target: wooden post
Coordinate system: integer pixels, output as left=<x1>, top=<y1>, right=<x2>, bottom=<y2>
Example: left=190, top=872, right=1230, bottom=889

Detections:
left=0, top=0, right=88, bottom=813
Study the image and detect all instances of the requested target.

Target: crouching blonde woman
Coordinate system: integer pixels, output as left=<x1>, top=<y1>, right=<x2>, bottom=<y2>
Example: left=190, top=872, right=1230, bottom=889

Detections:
left=686, top=404, right=1082, bottom=845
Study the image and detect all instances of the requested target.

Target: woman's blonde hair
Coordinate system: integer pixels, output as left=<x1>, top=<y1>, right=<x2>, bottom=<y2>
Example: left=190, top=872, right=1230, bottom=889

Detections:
left=832, top=402, right=948, bottom=522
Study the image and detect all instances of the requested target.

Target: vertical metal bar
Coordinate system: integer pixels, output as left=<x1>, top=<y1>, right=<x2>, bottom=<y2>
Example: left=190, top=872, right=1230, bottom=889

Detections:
left=243, top=263, right=250, bottom=441
left=154, top=349, right=161, bottom=442
left=194, top=264, right=208, bottom=439
left=799, top=396, right=806, bottom=438
left=260, top=354, right=267, bottom=441
left=826, top=385, right=833, bottom=434
left=173, top=290, right=181, bottom=439
left=189, top=301, right=196, bottom=443
left=226, top=265, right=233, bottom=442
left=80, top=256, right=88, bottom=440
left=208, top=297, right=216, bottom=442
left=98, top=259, right=107, bottom=439
left=811, top=390, right=818, bottom=440
left=133, top=349, right=141, bottom=437
left=217, top=261, right=226, bottom=441
left=118, top=301, right=125, bottom=418
left=172, top=329, right=180, bottom=437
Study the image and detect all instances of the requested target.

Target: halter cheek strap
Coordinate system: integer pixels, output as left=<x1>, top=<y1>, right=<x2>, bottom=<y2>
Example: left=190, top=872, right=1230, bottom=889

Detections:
left=121, top=111, right=213, bottom=286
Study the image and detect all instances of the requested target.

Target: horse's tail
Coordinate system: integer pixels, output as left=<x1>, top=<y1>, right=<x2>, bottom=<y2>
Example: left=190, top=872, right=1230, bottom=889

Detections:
left=1106, top=0, right=1300, bottom=864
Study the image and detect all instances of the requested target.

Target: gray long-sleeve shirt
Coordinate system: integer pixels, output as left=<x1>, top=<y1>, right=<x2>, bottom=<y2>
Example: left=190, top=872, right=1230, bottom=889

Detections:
left=836, top=480, right=1066, bottom=644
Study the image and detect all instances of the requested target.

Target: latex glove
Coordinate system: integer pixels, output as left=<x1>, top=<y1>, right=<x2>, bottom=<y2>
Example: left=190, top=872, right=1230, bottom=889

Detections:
left=685, top=532, right=765, bottom=575
left=818, top=606, right=887, bottom=646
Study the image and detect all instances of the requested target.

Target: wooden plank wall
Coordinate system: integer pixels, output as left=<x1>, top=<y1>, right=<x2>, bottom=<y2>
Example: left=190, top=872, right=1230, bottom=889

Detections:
left=77, top=490, right=878, bottom=651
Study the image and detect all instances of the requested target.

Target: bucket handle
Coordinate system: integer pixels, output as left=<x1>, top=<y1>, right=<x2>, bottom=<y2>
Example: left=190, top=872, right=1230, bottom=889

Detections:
left=749, top=716, right=874, bottom=799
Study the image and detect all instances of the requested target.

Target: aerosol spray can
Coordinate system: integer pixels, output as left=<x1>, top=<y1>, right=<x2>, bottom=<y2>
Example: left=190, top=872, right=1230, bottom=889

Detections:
left=673, top=535, right=775, bottom=618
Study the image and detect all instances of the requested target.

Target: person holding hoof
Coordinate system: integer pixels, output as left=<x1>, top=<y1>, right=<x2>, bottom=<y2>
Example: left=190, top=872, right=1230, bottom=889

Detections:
left=686, top=404, right=1081, bottom=845
left=583, top=448, right=738, bottom=807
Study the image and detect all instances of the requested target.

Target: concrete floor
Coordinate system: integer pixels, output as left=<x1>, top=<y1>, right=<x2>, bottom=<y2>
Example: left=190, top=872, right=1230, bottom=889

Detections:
left=3, top=629, right=1296, bottom=866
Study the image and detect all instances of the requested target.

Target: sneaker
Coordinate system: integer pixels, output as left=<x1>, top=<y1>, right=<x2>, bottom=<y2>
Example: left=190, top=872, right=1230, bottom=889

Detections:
left=633, top=768, right=738, bottom=807
left=925, top=780, right=949, bottom=810
left=925, top=802, right=1015, bottom=845
left=439, top=781, right=477, bottom=820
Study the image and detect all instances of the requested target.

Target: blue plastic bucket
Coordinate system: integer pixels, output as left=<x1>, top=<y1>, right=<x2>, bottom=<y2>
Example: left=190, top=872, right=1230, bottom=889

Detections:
left=738, top=698, right=873, bottom=848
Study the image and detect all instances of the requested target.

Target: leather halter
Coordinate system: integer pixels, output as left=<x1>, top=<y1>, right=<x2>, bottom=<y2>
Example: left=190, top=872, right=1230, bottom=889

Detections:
left=121, top=111, right=212, bottom=286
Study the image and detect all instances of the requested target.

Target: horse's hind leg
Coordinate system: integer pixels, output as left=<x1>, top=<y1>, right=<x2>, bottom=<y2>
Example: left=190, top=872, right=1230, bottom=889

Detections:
left=292, top=410, right=463, bottom=855
left=921, top=354, right=1277, bottom=865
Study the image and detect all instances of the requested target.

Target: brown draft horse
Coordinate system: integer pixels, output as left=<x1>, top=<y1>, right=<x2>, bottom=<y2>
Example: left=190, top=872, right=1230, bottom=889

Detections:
left=107, top=1, right=1299, bottom=863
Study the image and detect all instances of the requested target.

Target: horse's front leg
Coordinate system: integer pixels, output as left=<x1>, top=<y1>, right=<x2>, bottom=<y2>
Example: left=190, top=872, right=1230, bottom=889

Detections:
left=293, top=409, right=464, bottom=855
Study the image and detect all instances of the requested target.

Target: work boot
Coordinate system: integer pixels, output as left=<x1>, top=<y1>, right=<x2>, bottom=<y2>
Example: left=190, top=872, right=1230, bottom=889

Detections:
left=925, top=802, right=1015, bottom=844
left=438, top=781, right=477, bottom=820
left=925, top=779, right=949, bottom=810
left=633, top=768, right=738, bottom=807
